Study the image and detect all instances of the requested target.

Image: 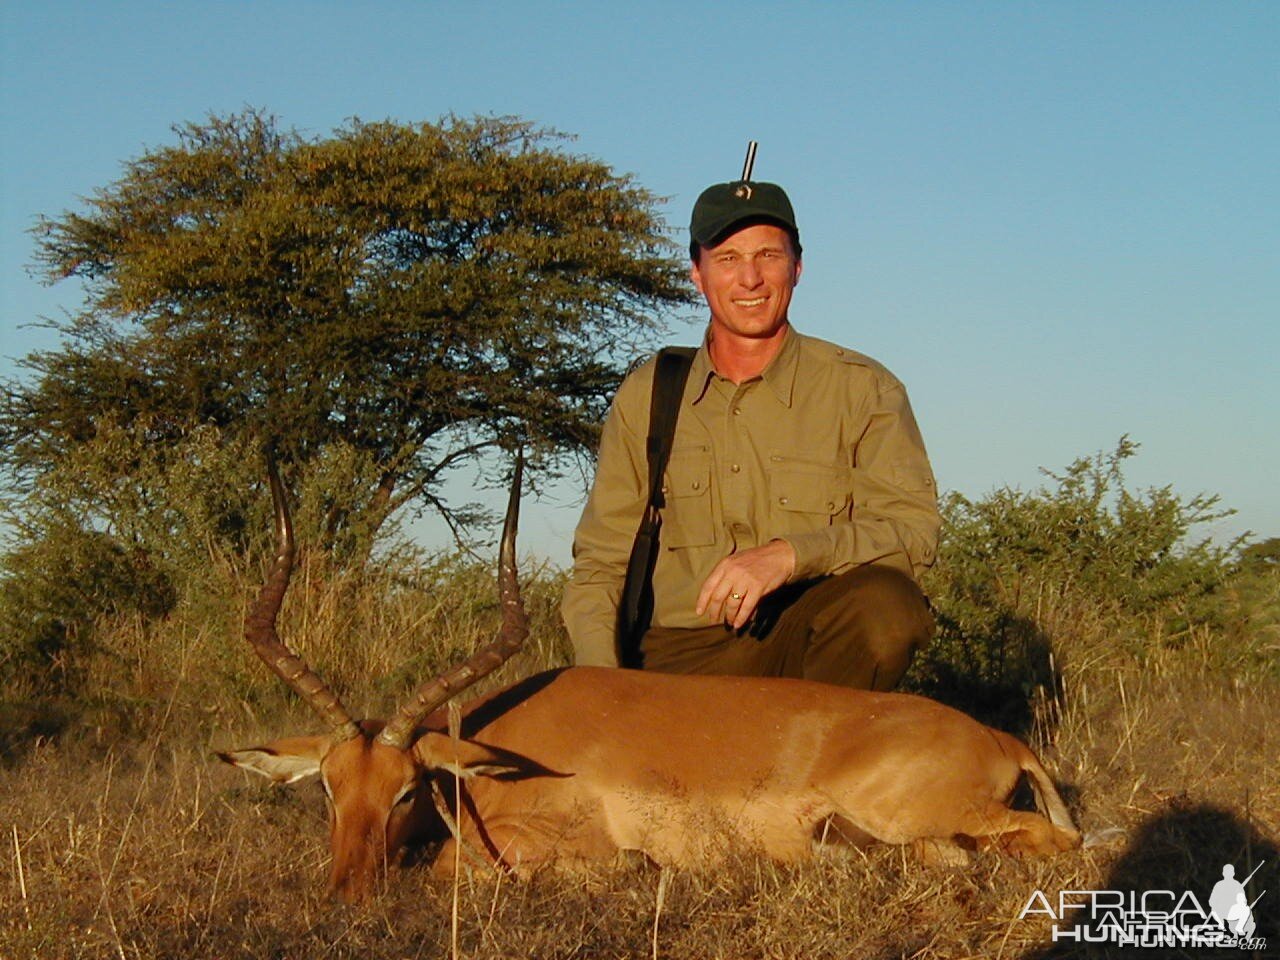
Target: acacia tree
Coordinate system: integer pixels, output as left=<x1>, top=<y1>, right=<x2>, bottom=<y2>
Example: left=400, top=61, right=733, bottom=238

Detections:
left=2, top=110, right=692, bottom=555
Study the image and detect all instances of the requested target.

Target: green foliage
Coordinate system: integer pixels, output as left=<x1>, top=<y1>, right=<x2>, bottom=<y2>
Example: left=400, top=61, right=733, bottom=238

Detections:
left=3, top=109, right=693, bottom=545
left=1238, top=536, right=1280, bottom=570
left=0, top=108, right=691, bottom=702
left=914, top=438, right=1264, bottom=723
left=0, top=521, right=175, bottom=688
left=0, top=421, right=421, bottom=696
left=1220, top=537, right=1280, bottom=669
left=0, top=519, right=571, bottom=752
left=936, top=437, right=1236, bottom=623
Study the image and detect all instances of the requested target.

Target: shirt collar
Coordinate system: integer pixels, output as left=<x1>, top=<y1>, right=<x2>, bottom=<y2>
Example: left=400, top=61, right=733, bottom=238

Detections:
left=688, top=340, right=717, bottom=404
left=689, top=324, right=800, bottom=408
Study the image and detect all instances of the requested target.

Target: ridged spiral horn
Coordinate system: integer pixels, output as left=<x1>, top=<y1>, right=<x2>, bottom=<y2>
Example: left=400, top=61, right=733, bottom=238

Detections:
left=376, top=450, right=527, bottom=749
left=244, top=455, right=361, bottom=741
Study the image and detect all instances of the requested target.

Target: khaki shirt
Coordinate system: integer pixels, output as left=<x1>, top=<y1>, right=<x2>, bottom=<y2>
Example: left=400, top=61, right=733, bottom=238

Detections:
left=562, top=326, right=940, bottom=667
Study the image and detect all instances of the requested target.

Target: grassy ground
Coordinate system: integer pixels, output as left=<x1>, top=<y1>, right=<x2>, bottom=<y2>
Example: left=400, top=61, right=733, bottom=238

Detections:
left=1, top=557, right=1276, bottom=959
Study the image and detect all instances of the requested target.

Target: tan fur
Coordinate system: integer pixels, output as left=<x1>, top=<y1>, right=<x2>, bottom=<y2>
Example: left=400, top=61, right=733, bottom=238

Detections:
left=227, top=456, right=1077, bottom=899
left=222, top=666, right=1079, bottom=897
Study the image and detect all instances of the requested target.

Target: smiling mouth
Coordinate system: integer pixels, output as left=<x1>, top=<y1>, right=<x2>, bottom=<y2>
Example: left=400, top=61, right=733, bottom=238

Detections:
left=734, top=297, right=768, bottom=307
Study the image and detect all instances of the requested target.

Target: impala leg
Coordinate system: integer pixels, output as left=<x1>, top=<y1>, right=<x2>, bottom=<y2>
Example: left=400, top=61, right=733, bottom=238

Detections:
left=913, top=837, right=973, bottom=866
left=967, top=805, right=1079, bottom=857
left=814, top=813, right=878, bottom=850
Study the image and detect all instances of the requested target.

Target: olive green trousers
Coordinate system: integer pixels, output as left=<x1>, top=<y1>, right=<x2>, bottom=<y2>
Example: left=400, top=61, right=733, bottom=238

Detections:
left=639, top=565, right=933, bottom=691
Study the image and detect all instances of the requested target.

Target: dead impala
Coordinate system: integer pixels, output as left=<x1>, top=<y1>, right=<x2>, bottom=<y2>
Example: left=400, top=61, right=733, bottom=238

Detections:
left=220, top=455, right=1079, bottom=900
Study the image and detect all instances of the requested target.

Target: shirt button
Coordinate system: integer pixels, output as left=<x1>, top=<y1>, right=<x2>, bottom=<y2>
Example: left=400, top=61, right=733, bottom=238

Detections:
left=779, top=496, right=789, bottom=505
left=733, top=407, right=742, bottom=416
left=731, top=464, right=741, bottom=473
left=691, top=480, right=701, bottom=490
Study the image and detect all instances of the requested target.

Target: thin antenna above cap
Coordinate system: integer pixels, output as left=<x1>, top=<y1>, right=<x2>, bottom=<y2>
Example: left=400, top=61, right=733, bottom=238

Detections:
left=740, top=141, right=758, bottom=182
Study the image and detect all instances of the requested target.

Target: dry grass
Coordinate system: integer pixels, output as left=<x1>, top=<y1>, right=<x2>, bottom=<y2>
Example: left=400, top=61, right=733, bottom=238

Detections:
left=1, top=557, right=1277, bottom=959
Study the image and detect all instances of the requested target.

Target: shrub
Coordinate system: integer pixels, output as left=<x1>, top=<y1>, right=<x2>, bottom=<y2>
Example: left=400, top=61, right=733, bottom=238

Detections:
left=0, top=421, right=443, bottom=731
left=913, top=438, right=1259, bottom=727
left=0, top=521, right=176, bottom=690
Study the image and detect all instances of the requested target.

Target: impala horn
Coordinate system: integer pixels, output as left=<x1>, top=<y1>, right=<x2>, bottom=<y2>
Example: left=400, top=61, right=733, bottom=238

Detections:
left=245, top=456, right=361, bottom=741
left=376, top=450, right=528, bottom=749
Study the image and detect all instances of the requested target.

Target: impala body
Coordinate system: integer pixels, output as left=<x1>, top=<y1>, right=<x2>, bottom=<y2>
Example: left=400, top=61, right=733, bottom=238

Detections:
left=220, top=456, right=1079, bottom=900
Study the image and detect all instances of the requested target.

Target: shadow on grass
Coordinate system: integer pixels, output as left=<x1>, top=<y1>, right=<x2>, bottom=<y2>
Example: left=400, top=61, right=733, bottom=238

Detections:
left=1024, top=799, right=1277, bottom=959
left=0, top=698, right=73, bottom=766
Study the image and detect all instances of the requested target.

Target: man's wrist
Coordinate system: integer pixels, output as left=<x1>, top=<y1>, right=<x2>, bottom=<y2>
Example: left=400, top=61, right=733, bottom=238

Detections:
left=775, top=533, right=827, bottom=581
left=766, top=538, right=798, bottom=582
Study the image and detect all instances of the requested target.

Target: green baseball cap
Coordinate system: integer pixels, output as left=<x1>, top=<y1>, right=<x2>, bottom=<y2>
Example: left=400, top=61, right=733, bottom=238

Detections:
left=689, top=180, right=799, bottom=249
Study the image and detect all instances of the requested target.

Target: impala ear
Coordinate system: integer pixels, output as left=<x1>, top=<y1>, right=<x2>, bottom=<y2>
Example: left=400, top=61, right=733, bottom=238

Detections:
left=218, top=735, right=333, bottom=784
left=412, top=731, right=527, bottom=780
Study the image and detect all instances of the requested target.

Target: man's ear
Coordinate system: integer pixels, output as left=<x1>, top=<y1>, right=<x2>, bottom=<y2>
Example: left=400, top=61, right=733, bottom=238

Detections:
left=217, top=735, right=333, bottom=784
left=690, top=257, right=706, bottom=297
left=411, top=731, right=526, bottom=780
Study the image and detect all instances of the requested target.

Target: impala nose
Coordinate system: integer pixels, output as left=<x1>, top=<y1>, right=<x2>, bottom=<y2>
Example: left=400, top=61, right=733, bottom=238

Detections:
left=328, top=825, right=387, bottom=902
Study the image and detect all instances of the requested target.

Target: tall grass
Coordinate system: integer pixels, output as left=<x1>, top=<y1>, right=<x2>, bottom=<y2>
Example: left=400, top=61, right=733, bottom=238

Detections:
left=1, top=544, right=570, bottom=758
left=2, top=439, right=1277, bottom=957
left=2, top=541, right=1275, bottom=959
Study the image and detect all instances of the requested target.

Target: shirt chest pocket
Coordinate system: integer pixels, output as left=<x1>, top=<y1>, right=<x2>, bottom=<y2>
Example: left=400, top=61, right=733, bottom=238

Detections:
left=660, top=450, right=716, bottom=548
left=768, top=457, right=853, bottom=526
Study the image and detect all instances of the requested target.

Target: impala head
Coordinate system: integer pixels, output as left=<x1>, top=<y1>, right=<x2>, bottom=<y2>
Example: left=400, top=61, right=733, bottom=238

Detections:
left=219, top=453, right=527, bottom=901
left=320, top=729, right=429, bottom=900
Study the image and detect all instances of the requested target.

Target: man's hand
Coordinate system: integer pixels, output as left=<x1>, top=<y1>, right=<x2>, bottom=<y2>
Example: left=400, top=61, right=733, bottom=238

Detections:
left=696, top=539, right=797, bottom=630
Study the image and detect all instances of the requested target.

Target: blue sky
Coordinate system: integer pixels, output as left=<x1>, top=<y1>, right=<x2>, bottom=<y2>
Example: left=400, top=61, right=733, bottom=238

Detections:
left=2, top=2, right=1276, bottom=558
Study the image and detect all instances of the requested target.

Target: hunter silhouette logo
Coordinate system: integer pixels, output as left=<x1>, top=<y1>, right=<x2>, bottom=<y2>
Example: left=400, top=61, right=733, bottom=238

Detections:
left=1209, top=863, right=1261, bottom=939
left=1020, top=860, right=1267, bottom=949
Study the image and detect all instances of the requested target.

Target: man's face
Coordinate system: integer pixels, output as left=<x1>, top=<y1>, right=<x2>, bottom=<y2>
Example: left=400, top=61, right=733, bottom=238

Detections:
left=691, top=223, right=802, bottom=342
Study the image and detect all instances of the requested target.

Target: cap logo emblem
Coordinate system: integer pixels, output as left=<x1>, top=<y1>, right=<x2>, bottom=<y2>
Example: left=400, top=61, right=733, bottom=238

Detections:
left=734, top=183, right=753, bottom=200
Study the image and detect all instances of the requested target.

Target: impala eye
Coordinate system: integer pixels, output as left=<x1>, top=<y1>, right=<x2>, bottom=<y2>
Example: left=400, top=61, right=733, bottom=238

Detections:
left=394, top=786, right=416, bottom=807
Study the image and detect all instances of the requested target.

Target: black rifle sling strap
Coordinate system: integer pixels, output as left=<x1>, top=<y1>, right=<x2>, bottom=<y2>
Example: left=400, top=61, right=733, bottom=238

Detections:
left=617, top=346, right=696, bottom=668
